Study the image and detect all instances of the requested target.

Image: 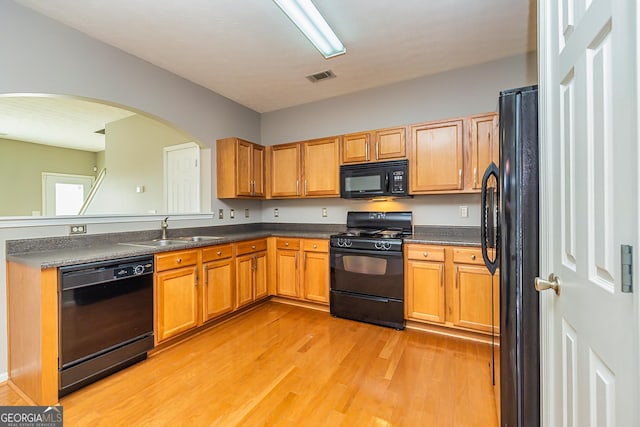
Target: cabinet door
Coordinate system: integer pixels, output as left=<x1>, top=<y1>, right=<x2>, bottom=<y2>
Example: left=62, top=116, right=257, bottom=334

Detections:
left=276, top=249, right=300, bottom=297
left=374, top=126, right=406, bottom=161
left=452, top=264, right=499, bottom=334
left=405, top=260, right=445, bottom=323
left=254, top=251, right=268, bottom=300
left=236, top=139, right=254, bottom=196
left=252, top=144, right=265, bottom=197
left=235, top=254, right=254, bottom=309
left=410, top=119, right=463, bottom=193
left=270, top=144, right=300, bottom=197
left=342, top=132, right=371, bottom=163
left=470, top=113, right=498, bottom=190
left=302, top=250, right=329, bottom=304
left=303, top=137, right=340, bottom=197
left=202, top=258, right=234, bottom=322
left=156, top=266, right=199, bottom=343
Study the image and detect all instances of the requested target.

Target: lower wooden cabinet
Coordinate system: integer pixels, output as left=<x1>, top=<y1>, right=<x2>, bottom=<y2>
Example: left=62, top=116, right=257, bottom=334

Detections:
left=274, top=237, right=329, bottom=305
left=405, top=246, right=445, bottom=323
left=201, top=245, right=234, bottom=322
left=235, top=239, right=268, bottom=309
left=155, top=249, right=199, bottom=344
left=404, top=244, right=498, bottom=335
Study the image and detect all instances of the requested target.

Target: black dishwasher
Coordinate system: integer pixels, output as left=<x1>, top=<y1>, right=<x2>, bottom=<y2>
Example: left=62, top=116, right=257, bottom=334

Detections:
left=58, top=255, right=154, bottom=397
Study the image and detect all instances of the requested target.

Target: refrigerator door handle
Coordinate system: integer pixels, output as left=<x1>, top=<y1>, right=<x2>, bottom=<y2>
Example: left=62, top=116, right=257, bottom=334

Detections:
left=481, top=162, right=499, bottom=275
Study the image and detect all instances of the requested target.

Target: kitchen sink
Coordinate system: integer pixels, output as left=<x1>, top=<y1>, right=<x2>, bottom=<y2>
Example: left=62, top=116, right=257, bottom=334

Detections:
left=120, top=236, right=223, bottom=248
left=174, top=236, right=223, bottom=242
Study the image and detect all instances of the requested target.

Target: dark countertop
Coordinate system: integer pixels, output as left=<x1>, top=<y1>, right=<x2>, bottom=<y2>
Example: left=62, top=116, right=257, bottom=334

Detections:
left=6, top=224, right=480, bottom=269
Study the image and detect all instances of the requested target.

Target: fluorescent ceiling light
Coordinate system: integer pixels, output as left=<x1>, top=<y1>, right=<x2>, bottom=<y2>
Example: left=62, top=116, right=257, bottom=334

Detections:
left=273, top=0, right=346, bottom=59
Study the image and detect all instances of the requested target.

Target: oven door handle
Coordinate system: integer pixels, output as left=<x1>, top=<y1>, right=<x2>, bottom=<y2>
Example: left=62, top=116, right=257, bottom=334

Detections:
left=331, top=247, right=403, bottom=258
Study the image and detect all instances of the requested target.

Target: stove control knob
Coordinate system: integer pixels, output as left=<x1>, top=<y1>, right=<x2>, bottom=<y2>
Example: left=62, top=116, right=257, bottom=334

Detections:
left=383, top=242, right=392, bottom=250
left=133, top=264, right=145, bottom=275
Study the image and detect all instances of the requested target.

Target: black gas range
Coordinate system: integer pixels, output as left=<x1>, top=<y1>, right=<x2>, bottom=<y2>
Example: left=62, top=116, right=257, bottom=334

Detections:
left=329, top=211, right=413, bottom=330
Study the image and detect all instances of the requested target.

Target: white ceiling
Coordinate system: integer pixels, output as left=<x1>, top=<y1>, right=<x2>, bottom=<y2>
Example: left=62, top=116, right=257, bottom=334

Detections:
left=0, top=96, right=135, bottom=151
left=13, top=0, right=537, bottom=114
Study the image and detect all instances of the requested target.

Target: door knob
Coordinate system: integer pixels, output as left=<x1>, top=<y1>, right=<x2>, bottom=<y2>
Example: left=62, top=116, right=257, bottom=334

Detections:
left=535, top=273, right=560, bottom=296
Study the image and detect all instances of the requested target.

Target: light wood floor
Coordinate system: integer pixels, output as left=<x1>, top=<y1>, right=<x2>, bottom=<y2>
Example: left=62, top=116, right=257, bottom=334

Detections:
left=1, top=302, right=498, bottom=426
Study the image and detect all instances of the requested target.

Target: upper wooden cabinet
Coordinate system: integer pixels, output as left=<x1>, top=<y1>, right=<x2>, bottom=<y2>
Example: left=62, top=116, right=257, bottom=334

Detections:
left=268, top=136, right=340, bottom=198
left=410, top=119, right=464, bottom=193
left=216, top=137, right=265, bottom=198
left=342, top=126, right=407, bottom=164
left=469, top=113, right=499, bottom=190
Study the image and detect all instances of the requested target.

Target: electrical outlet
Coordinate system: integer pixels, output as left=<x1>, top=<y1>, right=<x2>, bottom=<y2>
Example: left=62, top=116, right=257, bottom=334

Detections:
left=218, top=209, right=224, bottom=219
left=230, top=209, right=235, bottom=219
left=245, top=208, right=250, bottom=218
left=322, top=207, right=328, bottom=217
left=274, top=208, right=279, bottom=217
left=70, top=224, right=87, bottom=235
left=459, top=206, right=469, bottom=218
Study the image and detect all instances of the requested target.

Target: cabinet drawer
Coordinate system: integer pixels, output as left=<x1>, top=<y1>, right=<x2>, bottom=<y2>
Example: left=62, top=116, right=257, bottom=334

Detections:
left=155, top=250, right=198, bottom=272
left=302, top=239, right=328, bottom=252
left=202, top=244, right=233, bottom=262
left=276, top=238, right=300, bottom=250
left=405, top=244, right=445, bottom=262
left=452, top=247, right=487, bottom=265
left=235, top=239, right=267, bottom=255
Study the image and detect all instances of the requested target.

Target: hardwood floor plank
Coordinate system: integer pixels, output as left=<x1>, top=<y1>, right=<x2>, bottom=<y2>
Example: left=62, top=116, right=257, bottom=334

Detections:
left=0, top=302, right=497, bottom=426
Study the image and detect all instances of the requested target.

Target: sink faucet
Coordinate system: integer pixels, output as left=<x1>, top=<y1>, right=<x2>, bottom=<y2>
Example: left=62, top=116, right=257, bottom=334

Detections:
left=161, top=217, right=169, bottom=240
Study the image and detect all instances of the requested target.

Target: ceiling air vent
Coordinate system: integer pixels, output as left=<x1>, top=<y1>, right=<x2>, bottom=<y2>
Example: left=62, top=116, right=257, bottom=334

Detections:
left=306, top=70, right=336, bottom=83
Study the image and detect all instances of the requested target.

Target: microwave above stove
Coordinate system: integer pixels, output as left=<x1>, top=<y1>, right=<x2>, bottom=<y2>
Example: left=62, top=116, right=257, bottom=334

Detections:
left=340, top=159, right=408, bottom=199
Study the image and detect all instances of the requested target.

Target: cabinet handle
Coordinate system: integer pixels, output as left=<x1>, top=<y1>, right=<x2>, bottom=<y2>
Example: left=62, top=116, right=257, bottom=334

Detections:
left=295, top=253, right=298, bottom=269
left=251, top=180, right=255, bottom=195
left=458, top=169, right=462, bottom=189
left=296, top=179, right=299, bottom=195
left=365, top=142, right=370, bottom=161
left=423, top=251, right=428, bottom=257
left=304, top=252, right=307, bottom=269
left=217, top=250, right=222, bottom=256
left=473, top=167, right=477, bottom=188
left=176, top=257, right=182, bottom=264
left=455, top=266, right=459, bottom=288
left=304, top=179, right=307, bottom=195
left=195, top=268, right=198, bottom=287
left=204, top=265, right=209, bottom=285
left=285, top=242, right=289, bottom=246
left=471, top=254, right=476, bottom=260
left=251, top=245, right=256, bottom=249
left=313, top=244, right=317, bottom=249
left=375, top=141, right=379, bottom=160
left=439, top=264, right=443, bottom=287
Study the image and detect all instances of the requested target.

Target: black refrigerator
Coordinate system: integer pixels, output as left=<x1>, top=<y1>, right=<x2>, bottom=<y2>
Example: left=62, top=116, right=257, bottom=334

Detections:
left=481, top=85, right=540, bottom=427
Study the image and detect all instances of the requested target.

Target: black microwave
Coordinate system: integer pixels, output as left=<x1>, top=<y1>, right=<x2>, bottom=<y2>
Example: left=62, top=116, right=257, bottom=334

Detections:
left=340, top=159, right=409, bottom=199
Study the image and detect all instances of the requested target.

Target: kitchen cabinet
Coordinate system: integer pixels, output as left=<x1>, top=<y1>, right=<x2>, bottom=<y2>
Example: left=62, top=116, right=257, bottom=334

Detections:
left=469, top=113, right=499, bottom=190
left=273, top=238, right=329, bottom=304
left=201, top=244, right=235, bottom=322
left=269, top=137, right=340, bottom=198
left=216, top=137, right=265, bottom=198
left=451, top=247, right=500, bottom=334
left=404, top=244, right=498, bottom=336
left=410, top=119, right=464, bottom=193
left=235, top=239, right=268, bottom=308
left=301, top=239, right=329, bottom=303
left=155, top=249, right=199, bottom=344
left=269, top=143, right=301, bottom=197
left=375, top=126, right=407, bottom=161
left=342, top=127, right=407, bottom=164
left=405, top=245, right=446, bottom=323
left=275, top=238, right=301, bottom=297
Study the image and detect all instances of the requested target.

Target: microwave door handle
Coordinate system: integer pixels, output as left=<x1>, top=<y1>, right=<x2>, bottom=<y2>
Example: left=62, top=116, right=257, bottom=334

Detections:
left=385, top=172, right=390, bottom=192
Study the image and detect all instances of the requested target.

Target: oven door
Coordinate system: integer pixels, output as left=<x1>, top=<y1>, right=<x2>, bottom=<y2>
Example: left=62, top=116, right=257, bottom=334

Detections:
left=330, top=247, right=403, bottom=299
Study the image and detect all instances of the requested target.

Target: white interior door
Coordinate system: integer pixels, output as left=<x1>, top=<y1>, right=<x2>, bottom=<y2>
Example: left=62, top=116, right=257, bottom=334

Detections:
left=539, top=0, right=638, bottom=425
left=164, top=142, right=200, bottom=214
